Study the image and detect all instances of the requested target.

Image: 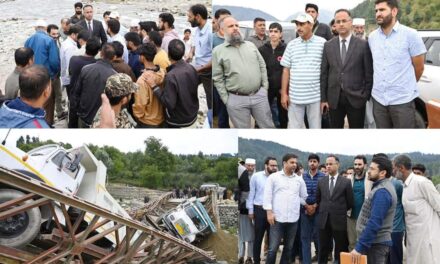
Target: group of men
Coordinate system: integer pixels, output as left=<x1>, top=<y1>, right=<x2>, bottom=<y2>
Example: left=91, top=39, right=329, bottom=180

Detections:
left=237, top=153, right=440, bottom=264
left=213, top=0, right=426, bottom=128
left=0, top=2, right=213, bottom=128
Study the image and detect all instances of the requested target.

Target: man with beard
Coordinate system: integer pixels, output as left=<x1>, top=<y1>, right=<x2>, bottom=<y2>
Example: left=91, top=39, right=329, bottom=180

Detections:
left=158, top=13, right=179, bottom=53
left=350, top=155, right=397, bottom=264
left=353, top=18, right=367, bottom=39
left=77, top=5, right=107, bottom=45
left=300, top=154, right=325, bottom=263
left=368, top=0, right=426, bottom=128
left=304, top=3, right=333, bottom=41
left=263, top=154, right=308, bottom=264
left=59, top=18, right=70, bottom=42
left=330, top=19, right=338, bottom=37
left=125, top=32, right=144, bottom=79
left=320, top=9, right=373, bottom=129
left=258, top=22, right=288, bottom=128
left=138, top=21, right=158, bottom=44
left=70, top=2, right=84, bottom=25
left=247, top=18, right=268, bottom=49
left=107, top=19, right=129, bottom=64
left=238, top=158, right=256, bottom=264
left=392, top=154, right=440, bottom=263
left=92, top=73, right=138, bottom=128
left=247, top=157, right=278, bottom=264
left=187, top=4, right=213, bottom=125
left=347, top=155, right=373, bottom=251
left=212, top=16, right=274, bottom=128
left=281, top=13, right=326, bottom=128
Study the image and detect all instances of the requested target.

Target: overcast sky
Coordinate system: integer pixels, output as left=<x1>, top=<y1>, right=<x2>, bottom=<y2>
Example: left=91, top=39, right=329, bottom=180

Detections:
left=213, top=0, right=366, bottom=20
left=239, top=130, right=440, bottom=155
left=0, top=130, right=238, bottom=155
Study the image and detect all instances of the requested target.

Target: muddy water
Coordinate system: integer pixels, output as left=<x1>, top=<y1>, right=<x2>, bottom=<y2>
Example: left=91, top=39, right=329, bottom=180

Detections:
left=0, top=0, right=211, bottom=126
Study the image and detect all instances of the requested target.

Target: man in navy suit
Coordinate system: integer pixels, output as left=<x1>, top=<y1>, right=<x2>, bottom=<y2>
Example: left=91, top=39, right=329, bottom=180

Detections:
left=77, top=4, right=107, bottom=44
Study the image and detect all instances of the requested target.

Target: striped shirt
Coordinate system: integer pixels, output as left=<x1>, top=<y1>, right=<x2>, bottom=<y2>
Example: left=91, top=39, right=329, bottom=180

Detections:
left=280, top=35, right=326, bottom=104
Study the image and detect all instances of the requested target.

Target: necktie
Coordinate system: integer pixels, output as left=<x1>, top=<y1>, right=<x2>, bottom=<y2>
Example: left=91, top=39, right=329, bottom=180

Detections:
left=330, top=176, right=335, bottom=196
left=88, top=21, right=92, bottom=32
left=341, top=39, right=347, bottom=64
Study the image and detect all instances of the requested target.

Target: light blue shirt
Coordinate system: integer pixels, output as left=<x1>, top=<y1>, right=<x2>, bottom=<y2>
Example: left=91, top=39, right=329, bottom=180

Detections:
left=263, top=170, right=308, bottom=223
left=368, top=21, right=426, bottom=106
left=280, top=35, right=326, bottom=104
left=247, top=170, right=270, bottom=214
left=194, top=22, right=212, bottom=67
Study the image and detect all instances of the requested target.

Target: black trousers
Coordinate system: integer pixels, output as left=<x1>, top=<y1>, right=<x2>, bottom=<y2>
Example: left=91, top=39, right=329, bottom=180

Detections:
left=318, top=216, right=348, bottom=264
left=329, top=91, right=365, bottom=128
left=253, top=205, right=270, bottom=264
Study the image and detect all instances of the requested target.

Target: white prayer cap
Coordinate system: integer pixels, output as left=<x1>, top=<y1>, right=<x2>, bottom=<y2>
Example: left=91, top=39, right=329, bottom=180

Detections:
left=109, top=11, right=120, bottom=19
left=130, top=19, right=140, bottom=28
left=34, top=19, right=47, bottom=28
left=245, top=158, right=256, bottom=165
left=353, top=18, right=365, bottom=26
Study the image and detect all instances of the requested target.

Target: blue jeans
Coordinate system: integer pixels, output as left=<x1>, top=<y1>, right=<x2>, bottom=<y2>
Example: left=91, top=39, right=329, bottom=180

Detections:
left=301, top=211, right=320, bottom=264
left=266, top=221, right=298, bottom=264
left=388, top=231, right=403, bottom=264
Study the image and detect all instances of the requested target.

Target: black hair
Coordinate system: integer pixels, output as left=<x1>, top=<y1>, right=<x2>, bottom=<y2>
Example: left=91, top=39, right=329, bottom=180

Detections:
left=138, top=42, right=157, bottom=62
left=107, top=18, right=120, bottom=34
left=14, top=47, right=34, bottom=67
left=159, top=13, right=175, bottom=28
left=318, top=164, right=326, bottom=170
left=393, top=154, right=412, bottom=170
left=372, top=156, right=392, bottom=178
left=139, top=21, right=159, bottom=32
left=103, top=11, right=111, bottom=18
left=101, top=43, right=116, bottom=61
left=83, top=4, right=93, bottom=10
left=190, top=4, right=208, bottom=20
left=60, top=18, right=70, bottom=25
left=305, top=3, right=319, bottom=12
left=264, top=157, right=277, bottom=165
left=412, top=163, right=426, bottom=173
left=78, top=30, right=91, bottom=42
left=68, top=24, right=82, bottom=35
left=167, top=39, right=185, bottom=61
left=308, top=153, right=320, bottom=163
left=330, top=19, right=335, bottom=26
left=111, top=41, right=124, bottom=58
left=19, top=65, right=50, bottom=100
left=375, top=0, right=399, bottom=9
left=214, top=8, right=231, bottom=19
left=124, top=32, right=142, bottom=46
left=74, top=2, right=83, bottom=8
left=105, top=92, right=125, bottom=106
left=282, top=153, right=298, bottom=163
left=47, top=24, right=59, bottom=34
left=253, top=17, right=265, bottom=24
left=269, top=22, right=283, bottom=32
left=184, top=29, right=191, bottom=34
left=327, top=154, right=340, bottom=163
left=354, top=155, right=367, bottom=165
left=148, top=31, right=162, bottom=47
left=334, top=8, right=352, bottom=17
left=373, top=153, right=389, bottom=159
left=85, top=37, right=101, bottom=56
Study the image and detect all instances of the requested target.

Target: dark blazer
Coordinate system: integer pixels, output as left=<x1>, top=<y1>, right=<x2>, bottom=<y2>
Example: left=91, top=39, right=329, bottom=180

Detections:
left=320, top=36, right=373, bottom=109
left=316, top=175, right=353, bottom=231
left=77, top=19, right=107, bottom=44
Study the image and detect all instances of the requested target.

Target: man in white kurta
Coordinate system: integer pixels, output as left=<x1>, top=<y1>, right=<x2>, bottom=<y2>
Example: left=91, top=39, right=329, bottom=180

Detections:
left=394, top=154, right=440, bottom=264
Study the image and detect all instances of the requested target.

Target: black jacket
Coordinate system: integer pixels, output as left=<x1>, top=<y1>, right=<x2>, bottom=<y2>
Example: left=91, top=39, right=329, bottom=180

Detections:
left=72, top=60, right=117, bottom=125
left=258, top=41, right=287, bottom=101
left=77, top=19, right=107, bottom=44
left=238, top=170, right=250, bottom=215
left=153, top=60, right=199, bottom=128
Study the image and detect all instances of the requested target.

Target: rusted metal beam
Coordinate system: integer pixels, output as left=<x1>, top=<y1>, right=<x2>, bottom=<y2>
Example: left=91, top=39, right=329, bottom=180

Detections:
left=0, top=197, right=49, bottom=220
left=0, top=245, right=35, bottom=262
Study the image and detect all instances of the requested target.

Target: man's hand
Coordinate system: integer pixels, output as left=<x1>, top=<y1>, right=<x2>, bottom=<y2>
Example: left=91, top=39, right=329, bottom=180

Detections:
left=350, top=249, right=362, bottom=264
left=321, top=102, right=329, bottom=114
left=144, top=72, right=157, bottom=88
left=281, top=92, right=289, bottom=110
left=99, top=93, right=115, bottom=128
left=267, top=210, right=276, bottom=225
left=248, top=214, right=254, bottom=220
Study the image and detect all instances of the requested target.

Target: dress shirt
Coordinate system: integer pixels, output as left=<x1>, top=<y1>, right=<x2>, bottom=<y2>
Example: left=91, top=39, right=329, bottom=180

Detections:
left=193, top=22, right=212, bottom=67
left=339, top=34, right=352, bottom=54
left=60, top=37, right=79, bottom=86
left=263, top=170, right=308, bottom=223
left=368, top=21, right=426, bottom=106
left=247, top=170, right=270, bottom=214
left=329, top=174, right=339, bottom=191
